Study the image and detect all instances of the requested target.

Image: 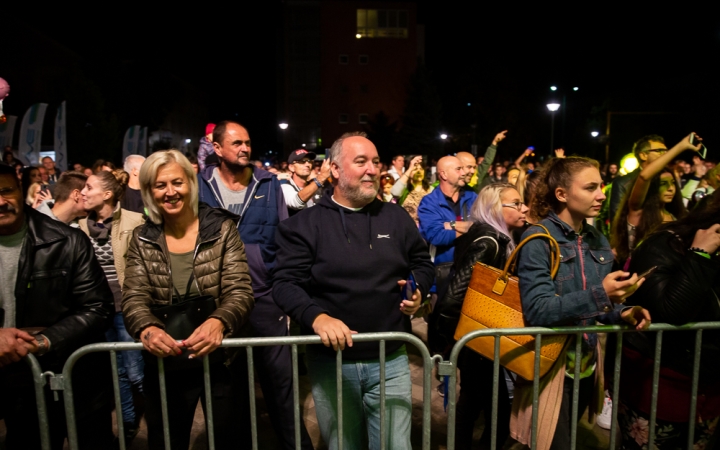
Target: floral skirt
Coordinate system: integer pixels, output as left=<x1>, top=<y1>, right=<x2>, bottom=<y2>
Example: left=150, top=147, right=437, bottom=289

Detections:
left=618, top=399, right=719, bottom=449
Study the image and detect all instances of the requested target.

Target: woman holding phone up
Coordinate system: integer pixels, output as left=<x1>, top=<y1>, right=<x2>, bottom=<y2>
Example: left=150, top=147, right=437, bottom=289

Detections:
left=514, top=157, right=651, bottom=450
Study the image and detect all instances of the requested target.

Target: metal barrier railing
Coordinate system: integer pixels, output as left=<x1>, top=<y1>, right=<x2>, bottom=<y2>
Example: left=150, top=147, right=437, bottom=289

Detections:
left=23, top=322, right=720, bottom=450
left=56, top=331, right=437, bottom=450
left=441, top=322, right=720, bottom=450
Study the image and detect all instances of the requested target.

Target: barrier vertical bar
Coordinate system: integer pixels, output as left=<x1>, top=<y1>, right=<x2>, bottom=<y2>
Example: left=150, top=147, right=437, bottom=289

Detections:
left=570, top=333, right=582, bottom=449
left=203, top=355, right=215, bottom=450
left=158, top=357, right=172, bottom=450
left=687, top=330, right=703, bottom=448
left=292, top=344, right=301, bottom=450
left=609, top=332, right=623, bottom=450
left=25, top=355, right=51, bottom=450
left=337, top=348, right=344, bottom=450
left=379, top=340, right=386, bottom=450
left=110, top=351, right=127, bottom=450
left=247, top=348, right=258, bottom=450
left=647, top=330, right=663, bottom=449
left=490, top=335, right=501, bottom=449
left=531, top=334, right=542, bottom=448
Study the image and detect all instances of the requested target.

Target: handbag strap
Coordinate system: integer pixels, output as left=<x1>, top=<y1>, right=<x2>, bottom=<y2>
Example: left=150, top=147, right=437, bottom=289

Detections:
left=172, top=271, right=198, bottom=304
left=499, top=223, right=561, bottom=282
left=472, top=235, right=499, bottom=261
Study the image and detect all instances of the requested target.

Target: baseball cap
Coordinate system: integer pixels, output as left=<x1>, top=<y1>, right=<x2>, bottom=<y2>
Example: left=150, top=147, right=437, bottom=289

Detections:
left=288, top=149, right=317, bottom=164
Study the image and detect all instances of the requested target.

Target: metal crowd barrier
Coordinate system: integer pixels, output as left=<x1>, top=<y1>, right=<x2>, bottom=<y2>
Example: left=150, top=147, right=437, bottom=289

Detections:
left=53, top=332, right=437, bottom=450
left=22, top=322, right=720, bottom=450
left=441, top=322, right=720, bottom=450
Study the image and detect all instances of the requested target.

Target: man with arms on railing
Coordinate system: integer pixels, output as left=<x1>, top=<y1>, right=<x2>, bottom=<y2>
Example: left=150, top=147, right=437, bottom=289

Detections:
left=0, top=163, right=114, bottom=449
left=273, top=132, right=435, bottom=450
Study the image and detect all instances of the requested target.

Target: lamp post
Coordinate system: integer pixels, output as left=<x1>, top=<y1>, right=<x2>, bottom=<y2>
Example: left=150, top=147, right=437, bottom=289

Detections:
left=546, top=103, right=560, bottom=154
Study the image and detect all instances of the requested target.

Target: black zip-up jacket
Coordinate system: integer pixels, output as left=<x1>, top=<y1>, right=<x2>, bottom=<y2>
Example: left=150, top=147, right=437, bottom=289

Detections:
left=272, top=195, right=434, bottom=359
left=431, top=223, right=511, bottom=348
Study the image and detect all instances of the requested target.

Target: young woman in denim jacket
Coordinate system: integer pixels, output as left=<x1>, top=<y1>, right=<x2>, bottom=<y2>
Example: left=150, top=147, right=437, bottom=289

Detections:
left=513, top=157, right=651, bottom=450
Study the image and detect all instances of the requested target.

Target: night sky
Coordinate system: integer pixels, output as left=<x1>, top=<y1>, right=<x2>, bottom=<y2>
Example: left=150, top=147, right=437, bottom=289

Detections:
left=4, top=4, right=720, bottom=164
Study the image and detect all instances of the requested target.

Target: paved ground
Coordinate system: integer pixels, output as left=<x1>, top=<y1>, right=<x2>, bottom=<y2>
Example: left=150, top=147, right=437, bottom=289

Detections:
left=0, top=318, right=615, bottom=449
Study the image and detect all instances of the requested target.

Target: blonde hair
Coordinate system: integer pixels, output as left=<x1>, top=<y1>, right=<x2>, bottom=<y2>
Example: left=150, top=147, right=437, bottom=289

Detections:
left=469, top=183, right=518, bottom=257
left=139, top=150, right=198, bottom=224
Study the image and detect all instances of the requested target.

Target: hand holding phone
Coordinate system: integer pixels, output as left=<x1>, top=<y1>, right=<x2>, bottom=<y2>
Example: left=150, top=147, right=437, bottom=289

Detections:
left=636, top=266, right=657, bottom=281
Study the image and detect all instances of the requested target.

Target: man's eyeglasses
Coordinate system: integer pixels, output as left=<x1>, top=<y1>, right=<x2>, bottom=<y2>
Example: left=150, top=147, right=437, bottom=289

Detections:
left=643, top=148, right=668, bottom=155
left=293, top=159, right=313, bottom=165
left=501, top=201, right=525, bottom=211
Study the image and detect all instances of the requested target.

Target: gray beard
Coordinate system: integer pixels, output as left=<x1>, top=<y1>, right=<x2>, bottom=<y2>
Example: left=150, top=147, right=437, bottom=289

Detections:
left=337, top=175, right=378, bottom=206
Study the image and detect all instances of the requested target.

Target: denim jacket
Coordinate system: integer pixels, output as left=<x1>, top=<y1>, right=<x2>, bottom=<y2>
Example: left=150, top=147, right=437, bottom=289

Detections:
left=518, top=212, right=625, bottom=375
left=518, top=211, right=624, bottom=329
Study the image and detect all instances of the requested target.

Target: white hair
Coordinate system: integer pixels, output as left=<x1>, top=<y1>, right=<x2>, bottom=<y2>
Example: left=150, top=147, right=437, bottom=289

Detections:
left=124, top=154, right=146, bottom=173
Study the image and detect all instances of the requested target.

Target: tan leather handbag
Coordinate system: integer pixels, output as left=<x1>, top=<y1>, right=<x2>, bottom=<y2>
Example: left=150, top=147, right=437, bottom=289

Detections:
left=454, top=224, right=567, bottom=381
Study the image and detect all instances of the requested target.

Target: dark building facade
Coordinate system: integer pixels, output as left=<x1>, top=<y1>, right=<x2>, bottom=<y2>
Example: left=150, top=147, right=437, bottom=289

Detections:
left=280, top=0, right=423, bottom=156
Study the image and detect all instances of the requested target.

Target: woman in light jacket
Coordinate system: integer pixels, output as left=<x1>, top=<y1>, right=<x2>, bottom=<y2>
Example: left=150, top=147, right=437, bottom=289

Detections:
left=122, top=150, right=255, bottom=450
left=79, top=169, right=145, bottom=441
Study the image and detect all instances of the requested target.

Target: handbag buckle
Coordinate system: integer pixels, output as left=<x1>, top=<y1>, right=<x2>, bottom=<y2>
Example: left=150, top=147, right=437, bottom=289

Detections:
left=492, top=277, right=507, bottom=295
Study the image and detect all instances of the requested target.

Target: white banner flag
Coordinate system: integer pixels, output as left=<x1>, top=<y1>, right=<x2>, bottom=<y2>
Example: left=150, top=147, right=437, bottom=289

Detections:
left=0, top=115, right=17, bottom=149
left=54, top=101, right=68, bottom=171
left=137, top=126, right=148, bottom=157
left=122, top=125, right=141, bottom=161
left=18, top=103, right=48, bottom=165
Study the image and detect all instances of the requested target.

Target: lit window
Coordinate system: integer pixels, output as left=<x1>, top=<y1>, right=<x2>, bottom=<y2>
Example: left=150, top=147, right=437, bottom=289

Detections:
left=359, top=114, right=369, bottom=124
left=359, top=55, right=369, bottom=65
left=339, top=54, right=349, bottom=64
left=357, top=9, right=408, bottom=38
left=339, top=114, right=349, bottom=124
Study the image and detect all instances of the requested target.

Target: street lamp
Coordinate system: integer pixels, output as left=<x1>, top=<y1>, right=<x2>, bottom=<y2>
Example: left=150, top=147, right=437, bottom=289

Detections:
left=546, top=103, right=560, bottom=153
left=279, top=123, right=288, bottom=130
left=440, top=133, right=448, bottom=140
left=591, top=131, right=599, bottom=138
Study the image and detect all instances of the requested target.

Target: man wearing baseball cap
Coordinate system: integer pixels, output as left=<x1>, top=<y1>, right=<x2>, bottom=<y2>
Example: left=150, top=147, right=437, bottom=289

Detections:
left=280, top=149, right=331, bottom=216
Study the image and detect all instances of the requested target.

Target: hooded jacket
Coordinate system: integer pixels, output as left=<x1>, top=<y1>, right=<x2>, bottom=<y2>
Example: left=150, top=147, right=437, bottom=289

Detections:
left=272, top=195, right=435, bottom=359
left=121, top=203, right=255, bottom=342
left=198, top=164, right=288, bottom=297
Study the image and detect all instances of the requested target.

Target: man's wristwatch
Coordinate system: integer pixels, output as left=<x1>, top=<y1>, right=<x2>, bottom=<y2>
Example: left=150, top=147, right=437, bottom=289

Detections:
left=35, top=334, right=49, bottom=356
left=450, top=220, right=456, bottom=230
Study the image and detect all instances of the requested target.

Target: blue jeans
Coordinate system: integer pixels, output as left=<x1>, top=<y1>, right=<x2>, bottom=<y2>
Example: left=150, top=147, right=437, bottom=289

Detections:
left=105, top=312, right=145, bottom=424
left=306, top=345, right=412, bottom=450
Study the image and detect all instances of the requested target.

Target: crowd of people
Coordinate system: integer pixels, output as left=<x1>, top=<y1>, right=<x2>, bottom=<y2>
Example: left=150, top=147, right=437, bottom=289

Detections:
left=0, top=124, right=718, bottom=450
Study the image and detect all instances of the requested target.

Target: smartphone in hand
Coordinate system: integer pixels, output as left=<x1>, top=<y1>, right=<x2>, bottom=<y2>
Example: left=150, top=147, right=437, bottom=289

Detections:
left=402, top=273, right=416, bottom=301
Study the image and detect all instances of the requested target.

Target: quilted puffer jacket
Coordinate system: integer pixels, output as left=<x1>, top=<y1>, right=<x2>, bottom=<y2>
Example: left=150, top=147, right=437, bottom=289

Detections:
left=122, top=203, right=254, bottom=340
left=430, top=222, right=510, bottom=349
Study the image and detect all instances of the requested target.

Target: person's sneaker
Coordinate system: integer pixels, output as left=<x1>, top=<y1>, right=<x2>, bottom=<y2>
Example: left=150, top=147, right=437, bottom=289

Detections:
left=596, top=395, right=613, bottom=430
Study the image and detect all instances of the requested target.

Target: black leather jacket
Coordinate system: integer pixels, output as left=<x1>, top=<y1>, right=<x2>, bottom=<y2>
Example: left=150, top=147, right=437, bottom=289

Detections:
left=13, top=208, right=114, bottom=365
left=626, top=230, right=720, bottom=375
left=4, top=208, right=114, bottom=415
left=431, top=223, right=511, bottom=348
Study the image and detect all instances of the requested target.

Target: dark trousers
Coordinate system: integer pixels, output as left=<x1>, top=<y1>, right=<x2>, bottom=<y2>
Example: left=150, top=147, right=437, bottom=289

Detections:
left=455, top=348, right=511, bottom=450
left=250, top=292, right=313, bottom=450
left=144, top=355, right=251, bottom=450
left=0, top=364, right=114, bottom=450
left=549, top=375, right=594, bottom=450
